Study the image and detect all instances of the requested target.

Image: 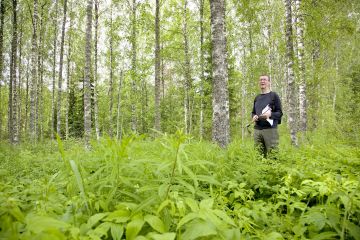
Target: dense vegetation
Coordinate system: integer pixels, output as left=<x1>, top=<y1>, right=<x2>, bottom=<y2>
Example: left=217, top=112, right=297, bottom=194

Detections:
left=1, top=128, right=359, bottom=239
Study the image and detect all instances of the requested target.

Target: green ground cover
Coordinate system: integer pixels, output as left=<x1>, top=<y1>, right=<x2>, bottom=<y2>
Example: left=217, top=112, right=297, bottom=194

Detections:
left=1, top=132, right=359, bottom=240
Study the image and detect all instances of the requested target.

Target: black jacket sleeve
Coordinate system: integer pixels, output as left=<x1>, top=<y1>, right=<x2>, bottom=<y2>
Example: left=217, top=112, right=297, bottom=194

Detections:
left=270, top=92, right=283, bottom=121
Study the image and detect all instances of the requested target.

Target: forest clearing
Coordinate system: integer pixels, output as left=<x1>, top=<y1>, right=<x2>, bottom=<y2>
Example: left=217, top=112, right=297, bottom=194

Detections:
left=0, top=0, right=360, bottom=239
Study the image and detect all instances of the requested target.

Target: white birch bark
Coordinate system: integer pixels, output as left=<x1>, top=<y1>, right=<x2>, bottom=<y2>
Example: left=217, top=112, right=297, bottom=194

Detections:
left=284, top=0, right=298, bottom=146
left=93, top=0, right=100, bottom=140
left=210, top=0, right=230, bottom=148
left=154, top=0, right=161, bottom=133
left=84, top=0, right=93, bottom=148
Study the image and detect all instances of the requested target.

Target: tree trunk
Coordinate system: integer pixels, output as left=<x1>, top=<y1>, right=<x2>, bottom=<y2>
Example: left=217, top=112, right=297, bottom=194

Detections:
left=295, top=0, right=307, bottom=132
left=51, top=0, right=58, bottom=139
left=17, top=19, right=23, bottom=138
left=65, top=14, right=72, bottom=140
left=130, top=0, right=137, bottom=132
left=284, top=0, right=298, bottom=146
left=57, top=0, right=67, bottom=138
left=199, top=0, right=204, bottom=139
left=9, top=0, right=18, bottom=143
left=210, top=0, right=230, bottom=148
left=0, top=0, right=5, bottom=140
left=84, top=0, right=93, bottom=148
left=93, top=0, right=100, bottom=140
left=116, top=71, right=123, bottom=140
left=108, top=4, right=114, bottom=137
left=154, top=0, right=161, bottom=133
left=183, top=0, right=191, bottom=135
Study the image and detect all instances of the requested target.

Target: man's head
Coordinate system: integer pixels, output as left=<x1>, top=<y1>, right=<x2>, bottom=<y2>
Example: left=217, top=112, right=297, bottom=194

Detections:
left=259, top=75, right=271, bottom=92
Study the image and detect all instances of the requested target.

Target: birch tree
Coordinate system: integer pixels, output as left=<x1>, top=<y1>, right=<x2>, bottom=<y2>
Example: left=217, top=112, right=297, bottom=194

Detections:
left=154, top=0, right=161, bottom=132
left=295, top=0, right=307, bottom=132
left=0, top=0, right=5, bottom=140
left=51, top=0, right=58, bottom=139
left=210, top=0, right=230, bottom=148
left=93, top=0, right=100, bottom=140
left=57, top=0, right=68, bottom=137
left=84, top=0, right=93, bottom=147
left=130, top=0, right=137, bottom=132
left=183, top=0, right=191, bottom=134
left=284, top=0, right=298, bottom=146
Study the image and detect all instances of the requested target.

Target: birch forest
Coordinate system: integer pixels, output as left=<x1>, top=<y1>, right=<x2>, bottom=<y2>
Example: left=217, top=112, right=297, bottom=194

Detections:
left=1, top=0, right=360, bottom=239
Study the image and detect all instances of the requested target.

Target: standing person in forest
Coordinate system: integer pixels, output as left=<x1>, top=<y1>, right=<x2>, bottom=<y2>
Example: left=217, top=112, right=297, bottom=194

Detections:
left=251, top=74, right=283, bottom=158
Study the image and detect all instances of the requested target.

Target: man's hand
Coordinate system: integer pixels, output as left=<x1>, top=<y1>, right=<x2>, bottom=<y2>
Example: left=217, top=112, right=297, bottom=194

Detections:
left=259, top=110, right=271, bottom=120
left=252, top=115, right=259, bottom=122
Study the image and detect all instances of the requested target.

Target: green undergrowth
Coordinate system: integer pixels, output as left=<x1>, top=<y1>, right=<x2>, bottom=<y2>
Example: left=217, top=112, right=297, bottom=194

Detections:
left=0, top=132, right=359, bottom=240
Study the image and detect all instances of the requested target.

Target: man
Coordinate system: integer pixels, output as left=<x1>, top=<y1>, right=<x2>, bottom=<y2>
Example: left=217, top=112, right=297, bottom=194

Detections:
left=251, top=75, right=283, bottom=158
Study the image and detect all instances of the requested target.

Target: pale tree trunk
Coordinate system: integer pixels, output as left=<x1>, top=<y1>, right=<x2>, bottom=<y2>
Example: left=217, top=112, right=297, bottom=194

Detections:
left=210, top=0, right=230, bottom=148
left=116, top=71, right=123, bottom=140
left=141, top=79, right=148, bottom=133
left=130, top=0, right=137, bottom=132
left=84, top=0, right=93, bottom=148
left=199, top=0, right=204, bottom=139
left=93, top=0, right=100, bottom=140
left=24, top=57, right=29, bottom=134
left=65, top=20, right=71, bottom=140
left=17, top=20, right=23, bottom=138
left=37, top=6, right=45, bottom=140
left=154, top=0, right=161, bottom=132
left=183, top=0, right=191, bottom=135
left=295, top=0, right=307, bottom=132
left=9, top=0, right=19, bottom=144
left=51, top=0, right=58, bottom=139
left=57, top=0, right=67, bottom=138
left=0, top=0, right=4, bottom=140
left=108, top=4, right=114, bottom=137
left=30, top=0, right=38, bottom=141
left=284, top=0, right=298, bottom=146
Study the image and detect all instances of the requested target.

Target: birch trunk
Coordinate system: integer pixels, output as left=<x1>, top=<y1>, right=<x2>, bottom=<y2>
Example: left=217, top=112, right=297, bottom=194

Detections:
left=284, top=0, right=298, bottom=146
left=9, top=0, right=18, bottom=143
left=57, top=0, right=67, bottom=137
left=154, top=0, right=161, bottom=132
left=183, top=0, right=191, bottom=135
left=210, top=0, right=230, bottom=148
left=65, top=9, right=72, bottom=140
left=199, top=0, right=204, bottom=139
left=93, top=0, right=100, bottom=140
left=0, top=0, right=4, bottom=139
left=108, top=4, right=114, bottom=137
left=130, top=0, right=137, bottom=132
left=51, top=0, right=58, bottom=139
left=17, top=21, right=23, bottom=137
left=84, top=0, right=93, bottom=148
left=116, top=71, right=123, bottom=140
left=295, top=0, right=307, bottom=132
left=38, top=8, right=45, bottom=140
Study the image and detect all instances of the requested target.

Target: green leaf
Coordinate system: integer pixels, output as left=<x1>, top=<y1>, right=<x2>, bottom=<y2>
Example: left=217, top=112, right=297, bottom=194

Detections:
left=212, top=209, right=236, bottom=226
left=105, top=209, right=131, bottom=223
left=157, top=200, right=172, bottom=214
left=26, top=214, right=70, bottom=234
left=126, top=219, right=145, bottom=240
left=148, top=232, right=176, bottom=240
left=9, top=206, right=25, bottom=222
left=87, top=213, right=108, bottom=228
left=144, top=215, right=166, bottom=233
left=177, top=212, right=198, bottom=230
left=345, top=220, right=360, bottom=240
left=92, top=222, right=111, bottom=238
left=110, top=223, right=124, bottom=240
left=184, top=198, right=199, bottom=212
left=182, top=219, right=217, bottom=240
left=265, top=232, right=284, bottom=240
left=310, top=232, right=338, bottom=240
left=199, top=198, right=213, bottom=210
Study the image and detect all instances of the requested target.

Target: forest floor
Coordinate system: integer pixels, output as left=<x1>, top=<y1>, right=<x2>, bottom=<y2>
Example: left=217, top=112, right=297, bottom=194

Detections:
left=1, top=130, right=359, bottom=240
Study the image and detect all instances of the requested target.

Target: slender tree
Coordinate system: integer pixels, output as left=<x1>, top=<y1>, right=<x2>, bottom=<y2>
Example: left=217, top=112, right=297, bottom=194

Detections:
left=84, top=0, right=93, bottom=148
left=199, top=0, right=205, bottom=139
left=154, top=0, right=161, bottom=132
left=210, top=0, right=230, bottom=148
left=30, top=0, right=38, bottom=140
left=93, top=0, right=100, bottom=140
left=284, top=0, right=298, bottom=146
left=183, top=0, right=192, bottom=135
left=57, top=0, right=68, bottom=137
left=0, top=0, right=5, bottom=140
left=51, top=0, right=58, bottom=139
left=295, top=0, right=307, bottom=132
left=108, top=3, right=114, bottom=137
left=116, top=70, right=123, bottom=140
left=65, top=12, right=72, bottom=140
left=9, top=0, right=18, bottom=143
left=130, top=0, right=137, bottom=132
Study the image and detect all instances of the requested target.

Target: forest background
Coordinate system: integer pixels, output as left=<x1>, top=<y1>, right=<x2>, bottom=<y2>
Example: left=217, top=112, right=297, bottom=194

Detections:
left=1, top=0, right=360, bottom=239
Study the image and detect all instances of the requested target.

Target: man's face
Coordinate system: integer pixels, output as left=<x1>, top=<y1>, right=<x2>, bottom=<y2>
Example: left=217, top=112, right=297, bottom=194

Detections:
left=259, top=76, right=270, bottom=90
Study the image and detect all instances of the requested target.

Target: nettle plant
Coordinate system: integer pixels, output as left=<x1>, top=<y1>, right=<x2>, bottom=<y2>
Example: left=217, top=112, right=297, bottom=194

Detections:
left=0, top=132, right=359, bottom=239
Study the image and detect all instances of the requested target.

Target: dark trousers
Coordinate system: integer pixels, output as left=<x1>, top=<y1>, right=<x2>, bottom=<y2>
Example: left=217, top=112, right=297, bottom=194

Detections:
left=254, top=128, right=279, bottom=158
